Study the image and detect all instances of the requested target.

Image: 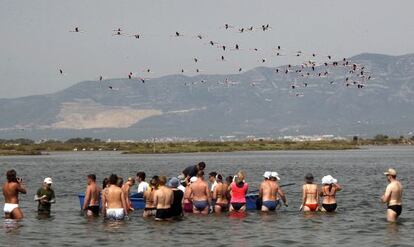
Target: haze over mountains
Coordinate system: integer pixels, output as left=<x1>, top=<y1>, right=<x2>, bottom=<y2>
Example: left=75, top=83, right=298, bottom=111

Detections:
left=1, top=53, right=413, bottom=140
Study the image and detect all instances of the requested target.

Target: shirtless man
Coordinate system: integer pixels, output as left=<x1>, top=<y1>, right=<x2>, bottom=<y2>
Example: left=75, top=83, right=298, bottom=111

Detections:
left=260, top=172, right=287, bottom=211
left=188, top=171, right=211, bottom=214
left=2, top=169, right=27, bottom=220
left=102, top=174, right=128, bottom=220
left=154, top=176, right=174, bottom=221
left=381, top=168, right=403, bottom=222
left=122, top=177, right=135, bottom=212
left=143, top=177, right=158, bottom=217
left=83, top=174, right=101, bottom=216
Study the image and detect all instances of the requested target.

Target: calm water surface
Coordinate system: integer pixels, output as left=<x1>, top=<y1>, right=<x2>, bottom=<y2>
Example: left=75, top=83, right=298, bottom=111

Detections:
left=0, top=147, right=413, bottom=246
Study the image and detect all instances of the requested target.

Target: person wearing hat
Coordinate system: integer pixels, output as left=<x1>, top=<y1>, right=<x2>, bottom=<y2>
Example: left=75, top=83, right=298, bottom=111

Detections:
left=260, top=172, right=287, bottom=211
left=320, top=175, right=342, bottom=212
left=381, top=168, right=403, bottom=222
left=300, top=173, right=319, bottom=212
left=34, top=177, right=56, bottom=215
left=168, top=177, right=184, bottom=218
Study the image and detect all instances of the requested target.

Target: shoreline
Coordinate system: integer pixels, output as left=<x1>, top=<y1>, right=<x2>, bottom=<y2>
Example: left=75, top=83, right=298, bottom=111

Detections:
left=1, top=140, right=413, bottom=156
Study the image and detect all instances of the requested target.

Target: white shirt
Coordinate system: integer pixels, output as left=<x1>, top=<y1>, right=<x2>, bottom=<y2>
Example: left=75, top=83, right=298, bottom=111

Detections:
left=210, top=181, right=218, bottom=193
left=137, top=181, right=149, bottom=193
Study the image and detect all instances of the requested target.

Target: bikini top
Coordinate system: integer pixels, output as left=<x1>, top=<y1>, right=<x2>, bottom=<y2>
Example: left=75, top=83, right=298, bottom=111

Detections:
left=305, top=184, right=317, bottom=195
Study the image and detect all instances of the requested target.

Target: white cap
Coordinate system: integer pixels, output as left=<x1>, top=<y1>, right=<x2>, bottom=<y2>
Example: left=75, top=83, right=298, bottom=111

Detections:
left=270, top=172, right=280, bottom=181
left=190, top=177, right=198, bottom=183
left=263, top=171, right=271, bottom=179
left=321, top=175, right=337, bottom=185
left=44, top=177, right=53, bottom=184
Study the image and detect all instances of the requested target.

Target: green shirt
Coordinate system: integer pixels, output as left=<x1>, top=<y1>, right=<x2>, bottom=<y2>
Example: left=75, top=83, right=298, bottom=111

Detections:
left=37, top=187, right=55, bottom=212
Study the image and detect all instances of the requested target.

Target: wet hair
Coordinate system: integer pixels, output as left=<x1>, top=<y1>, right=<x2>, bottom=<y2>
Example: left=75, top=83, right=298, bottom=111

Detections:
left=159, top=176, right=167, bottom=186
left=136, top=172, right=146, bottom=181
left=102, top=178, right=109, bottom=188
left=109, top=174, right=118, bottom=185
left=6, top=169, right=17, bottom=183
left=198, top=162, right=206, bottom=170
left=305, top=173, right=314, bottom=184
left=197, top=170, right=204, bottom=178
left=117, top=177, right=124, bottom=187
left=216, top=174, right=223, bottom=182
left=209, top=171, right=217, bottom=178
left=87, top=174, right=96, bottom=181
left=225, top=176, right=233, bottom=185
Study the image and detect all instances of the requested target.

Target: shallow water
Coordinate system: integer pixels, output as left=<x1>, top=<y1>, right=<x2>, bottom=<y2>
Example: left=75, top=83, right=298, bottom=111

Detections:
left=0, top=146, right=413, bottom=246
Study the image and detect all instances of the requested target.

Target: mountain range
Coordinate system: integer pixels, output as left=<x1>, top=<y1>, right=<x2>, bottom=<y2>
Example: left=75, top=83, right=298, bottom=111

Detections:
left=1, top=53, right=413, bottom=140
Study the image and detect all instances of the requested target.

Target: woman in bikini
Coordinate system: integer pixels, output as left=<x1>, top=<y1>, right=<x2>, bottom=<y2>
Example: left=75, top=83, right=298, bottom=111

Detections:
left=183, top=177, right=197, bottom=213
left=213, top=174, right=229, bottom=213
left=143, top=177, right=158, bottom=217
left=320, top=175, right=341, bottom=212
left=300, top=173, right=319, bottom=212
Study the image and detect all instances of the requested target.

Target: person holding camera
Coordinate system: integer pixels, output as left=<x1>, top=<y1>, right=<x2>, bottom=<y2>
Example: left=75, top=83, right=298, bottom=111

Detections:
left=2, top=169, right=27, bottom=220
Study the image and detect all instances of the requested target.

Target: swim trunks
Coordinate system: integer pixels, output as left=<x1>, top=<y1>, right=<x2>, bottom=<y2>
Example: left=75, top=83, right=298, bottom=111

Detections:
left=86, top=205, right=100, bottom=216
left=231, top=203, right=245, bottom=211
left=3, top=203, right=19, bottom=214
left=144, top=207, right=156, bottom=216
left=305, top=203, right=318, bottom=211
left=388, top=205, right=402, bottom=216
left=262, top=200, right=279, bottom=211
left=106, top=208, right=125, bottom=220
left=193, top=200, right=209, bottom=212
left=155, top=208, right=171, bottom=220
left=322, top=203, right=337, bottom=212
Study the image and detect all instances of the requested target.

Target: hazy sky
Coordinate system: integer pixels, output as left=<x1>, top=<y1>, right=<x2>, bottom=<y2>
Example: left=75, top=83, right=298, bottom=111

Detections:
left=1, top=0, right=413, bottom=98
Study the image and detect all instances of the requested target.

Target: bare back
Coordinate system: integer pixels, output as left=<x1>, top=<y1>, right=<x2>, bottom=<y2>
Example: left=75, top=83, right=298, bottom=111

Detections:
left=303, top=184, right=318, bottom=204
left=3, top=182, right=26, bottom=204
left=144, top=188, right=156, bottom=208
left=104, top=185, right=124, bottom=209
left=213, top=183, right=229, bottom=204
left=154, top=186, right=173, bottom=209
left=260, top=180, right=277, bottom=201
left=385, top=181, right=403, bottom=206
left=86, top=183, right=101, bottom=207
left=190, top=180, right=210, bottom=201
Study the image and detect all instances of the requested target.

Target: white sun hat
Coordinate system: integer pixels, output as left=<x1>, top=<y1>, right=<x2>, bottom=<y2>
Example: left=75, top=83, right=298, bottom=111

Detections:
left=190, top=176, right=198, bottom=183
left=44, top=177, right=53, bottom=184
left=270, top=172, right=280, bottom=181
left=321, top=175, right=337, bottom=185
left=263, top=171, right=271, bottom=179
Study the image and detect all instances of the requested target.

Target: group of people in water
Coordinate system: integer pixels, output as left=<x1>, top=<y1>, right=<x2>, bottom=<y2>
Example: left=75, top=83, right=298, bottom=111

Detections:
left=2, top=162, right=404, bottom=223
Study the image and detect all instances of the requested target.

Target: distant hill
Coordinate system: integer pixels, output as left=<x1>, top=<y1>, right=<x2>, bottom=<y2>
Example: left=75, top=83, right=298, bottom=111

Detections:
left=1, top=53, right=413, bottom=140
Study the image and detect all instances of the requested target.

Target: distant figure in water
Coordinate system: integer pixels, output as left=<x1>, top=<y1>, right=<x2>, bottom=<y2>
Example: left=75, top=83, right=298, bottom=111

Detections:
left=320, top=175, right=341, bottom=212
left=229, top=171, right=248, bottom=212
left=102, top=174, right=128, bottom=220
left=188, top=171, right=211, bottom=215
left=381, top=168, right=403, bottom=222
left=300, top=173, right=319, bottom=212
left=34, top=177, right=56, bottom=216
left=143, top=177, right=159, bottom=217
left=136, top=172, right=149, bottom=197
left=212, top=174, right=229, bottom=213
left=83, top=174, right=101, bottom=216
left=2, top=169, right=27, bottom=220
left=154, top=176, right=173, bottom=221
left=168, top=177, right=184, bottom=218
left=260, top=172, right=287, bottom=211
left=122, top=177, right=135, bottom=212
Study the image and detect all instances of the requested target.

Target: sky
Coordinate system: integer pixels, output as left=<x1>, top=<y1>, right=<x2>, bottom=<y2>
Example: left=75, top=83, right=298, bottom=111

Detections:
left=0, top=0, right=413, bottom=99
